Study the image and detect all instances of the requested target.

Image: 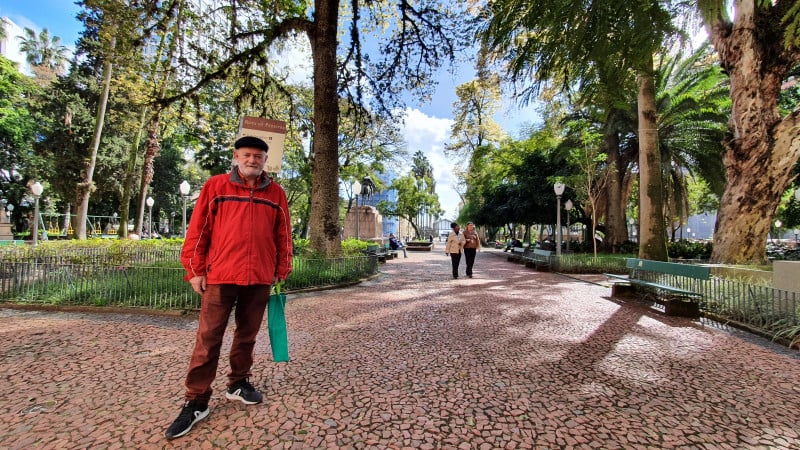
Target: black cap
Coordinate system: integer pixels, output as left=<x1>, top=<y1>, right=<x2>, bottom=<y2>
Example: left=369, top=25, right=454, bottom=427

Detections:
left=234, top=136, right=269, bottom=152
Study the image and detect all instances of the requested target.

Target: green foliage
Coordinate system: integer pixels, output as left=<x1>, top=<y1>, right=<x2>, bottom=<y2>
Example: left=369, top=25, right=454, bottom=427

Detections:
left=0, top=56, right=40, bottom=222
left=556, top=253, right=633, bottom=274
left=340, top=238, right=371, bottom=256
left=377, top=151, right=443, bottom=238
left=292, top=238, right=311, bottom=255
left=466, top=132, right=573, bottom=229
left=0, top=238, right=183, bottom=264
left=667, top=240, right=713, bottom=260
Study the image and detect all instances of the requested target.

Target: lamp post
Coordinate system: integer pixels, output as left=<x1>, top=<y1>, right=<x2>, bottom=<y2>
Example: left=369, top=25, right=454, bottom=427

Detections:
left=6, top=203, right=13, bottom=224
left=686, top=227, right=691, bottom=241
left=629, top=217, right=635, bottom=241
left=352, top=180, right=362, bottom=240
left=794, top=229, right=799, bottom=247
left=179, top=180, right=190, bottom=237
left=554, top=182, right=565, bottom=256
left=31, top=182, right=43, bottom=246
left=775, top=219, right=783, bottom=243
left=146, top=196, right=154, bottom=238
left=564, top=199, right=573, bottom=253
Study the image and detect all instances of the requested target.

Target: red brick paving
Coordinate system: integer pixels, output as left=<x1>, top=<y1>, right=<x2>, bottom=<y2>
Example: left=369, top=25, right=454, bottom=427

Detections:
left=1, top=249, right=799, bottom=449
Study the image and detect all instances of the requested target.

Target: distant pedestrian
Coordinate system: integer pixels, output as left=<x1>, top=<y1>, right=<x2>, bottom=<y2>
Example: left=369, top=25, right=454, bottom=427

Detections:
left=463, top=222, right=481, bottom=278
left=165, top=135, right=293, bottom=440
left=445, top=222, right=465, bottom=279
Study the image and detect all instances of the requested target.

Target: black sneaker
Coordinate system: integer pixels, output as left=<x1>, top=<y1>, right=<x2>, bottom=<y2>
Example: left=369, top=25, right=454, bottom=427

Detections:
left=225, top=379, right=263, bottom=405
left=165, top=400, right=209, bottom=440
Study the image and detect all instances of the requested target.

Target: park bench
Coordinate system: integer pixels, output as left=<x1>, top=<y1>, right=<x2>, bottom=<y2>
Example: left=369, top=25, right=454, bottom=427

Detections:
left=508, top=246, right=526, bottom=263
left=524, top=249, right=552, bottom=271
left=365, top=244, right=388, bottom=263
left=606, top=258, right=711, bottom=318
left=383, top=243, right=405, bottom=259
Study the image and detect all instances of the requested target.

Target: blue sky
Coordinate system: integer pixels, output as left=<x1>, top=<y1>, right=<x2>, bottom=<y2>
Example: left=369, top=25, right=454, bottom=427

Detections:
left=1, top=2, right=540, bottom=219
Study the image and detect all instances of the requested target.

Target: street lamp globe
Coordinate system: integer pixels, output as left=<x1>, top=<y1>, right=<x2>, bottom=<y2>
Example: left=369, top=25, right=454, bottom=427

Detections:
left=179, top=180, right=191, bottom=196
left=31, top=182, right=43, bottom=197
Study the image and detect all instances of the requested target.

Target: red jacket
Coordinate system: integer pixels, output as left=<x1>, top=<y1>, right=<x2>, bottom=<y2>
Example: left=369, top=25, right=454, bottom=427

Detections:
left=181, top=168, right=293, bottom=285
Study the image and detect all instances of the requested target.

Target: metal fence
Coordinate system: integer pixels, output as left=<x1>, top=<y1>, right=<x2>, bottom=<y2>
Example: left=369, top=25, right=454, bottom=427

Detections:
left=555, top=254, right=800, bottom=344
left=701, top=277, right=800, bottom=333
left=0, top=255, right=379, bottom=310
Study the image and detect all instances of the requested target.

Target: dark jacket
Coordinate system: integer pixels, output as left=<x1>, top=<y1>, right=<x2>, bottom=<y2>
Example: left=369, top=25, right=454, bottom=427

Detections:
left=181, top=168, right=293, bottom=285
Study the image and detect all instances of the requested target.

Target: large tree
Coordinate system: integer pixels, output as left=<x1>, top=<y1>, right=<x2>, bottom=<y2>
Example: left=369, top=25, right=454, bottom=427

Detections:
left=480, top=0, right=694, bottom=261
left=0, top=56, right=42, bottom=231
left=159, top=0, right=471, bottom=256
left=699, top=0, right=800, bottom=264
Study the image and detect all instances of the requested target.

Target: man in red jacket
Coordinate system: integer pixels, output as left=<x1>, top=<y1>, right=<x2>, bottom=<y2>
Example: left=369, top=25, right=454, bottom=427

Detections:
left=166, top=135, right=293, bottom=440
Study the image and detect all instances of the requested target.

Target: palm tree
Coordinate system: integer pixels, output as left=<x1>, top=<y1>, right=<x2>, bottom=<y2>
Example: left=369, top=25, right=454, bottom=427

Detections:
left=655, top=45, right=729, bottom=238
left=17, top=27, right=69, bottom=74
left=479, top=0, right=694, bottom=261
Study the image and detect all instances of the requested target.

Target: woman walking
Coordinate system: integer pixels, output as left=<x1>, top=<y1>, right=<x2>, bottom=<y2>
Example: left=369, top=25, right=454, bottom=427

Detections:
left=463, top=222, right=481, bottom=278
left=445, top=222, right=466, bottom=279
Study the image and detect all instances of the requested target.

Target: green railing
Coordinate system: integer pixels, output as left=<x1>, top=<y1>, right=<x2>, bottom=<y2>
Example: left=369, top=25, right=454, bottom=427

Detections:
left=552, top=253, right=800, bottom=346
left=0, top=255, right=379, bottom=310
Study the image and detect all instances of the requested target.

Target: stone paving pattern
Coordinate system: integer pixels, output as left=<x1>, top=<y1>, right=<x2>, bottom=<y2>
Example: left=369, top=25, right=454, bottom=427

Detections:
left=1, top=249, right=799, bottom=449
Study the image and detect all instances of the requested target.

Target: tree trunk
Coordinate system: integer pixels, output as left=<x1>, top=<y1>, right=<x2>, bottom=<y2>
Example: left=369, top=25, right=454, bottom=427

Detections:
left=307, top=0, right=343, bottom=256
left=136, top=118, right=161, bottom=236
left=75, top=36, right=115, bottom=239
left=706, top=2, right=800, bottom=264
left=636, top=59, right=668, bottom=261
left=118, top=107, right=147, bottom=238
left=604, top=130, right=627, bottom=252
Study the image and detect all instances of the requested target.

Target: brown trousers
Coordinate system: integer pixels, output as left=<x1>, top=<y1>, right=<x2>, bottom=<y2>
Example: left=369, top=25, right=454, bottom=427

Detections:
left=184, top=284, right=269, bottom=403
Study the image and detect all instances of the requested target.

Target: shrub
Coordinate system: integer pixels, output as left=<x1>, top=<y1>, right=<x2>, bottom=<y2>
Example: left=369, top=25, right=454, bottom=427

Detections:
left=667, top=240, right=712, bottom=260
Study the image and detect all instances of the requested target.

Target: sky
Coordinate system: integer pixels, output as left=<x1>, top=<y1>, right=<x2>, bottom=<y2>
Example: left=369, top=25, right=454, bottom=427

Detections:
left=0, top=1, right=540, bottom=219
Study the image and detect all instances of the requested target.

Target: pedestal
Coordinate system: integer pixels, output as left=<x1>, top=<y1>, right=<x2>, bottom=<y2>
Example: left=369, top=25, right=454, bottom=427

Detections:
left=0, top=223, right=13, bottom=240
left=343, top=206, right=383, bottom=240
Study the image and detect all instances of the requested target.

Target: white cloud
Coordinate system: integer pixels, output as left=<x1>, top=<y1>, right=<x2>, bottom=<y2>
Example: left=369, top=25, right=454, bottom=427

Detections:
left=400, top=108, right=460, bottom=219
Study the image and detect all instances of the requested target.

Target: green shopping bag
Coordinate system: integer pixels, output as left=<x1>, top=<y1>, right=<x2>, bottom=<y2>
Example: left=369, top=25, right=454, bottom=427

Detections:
left=268, top=282, right=290, bottom=362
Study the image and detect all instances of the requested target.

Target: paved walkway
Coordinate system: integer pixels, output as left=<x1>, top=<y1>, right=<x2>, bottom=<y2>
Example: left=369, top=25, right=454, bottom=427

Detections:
left=1, top=249, right=799, bottom=449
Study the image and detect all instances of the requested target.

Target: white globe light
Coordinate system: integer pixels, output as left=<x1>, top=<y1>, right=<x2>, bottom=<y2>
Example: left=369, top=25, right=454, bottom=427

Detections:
left=31, top=182, right=44, bottom=196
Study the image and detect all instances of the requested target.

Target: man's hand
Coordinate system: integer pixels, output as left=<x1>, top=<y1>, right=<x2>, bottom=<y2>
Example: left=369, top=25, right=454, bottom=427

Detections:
left=189, top=275, right=207, bottom=295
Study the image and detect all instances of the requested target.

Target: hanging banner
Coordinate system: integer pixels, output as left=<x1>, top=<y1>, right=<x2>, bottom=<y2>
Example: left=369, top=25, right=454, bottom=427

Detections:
left=237, top=116, right=286, bottom=173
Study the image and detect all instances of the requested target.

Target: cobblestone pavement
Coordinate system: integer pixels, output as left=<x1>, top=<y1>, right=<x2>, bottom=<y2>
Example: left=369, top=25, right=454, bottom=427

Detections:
left=1, top=249, right=799, bottom=449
